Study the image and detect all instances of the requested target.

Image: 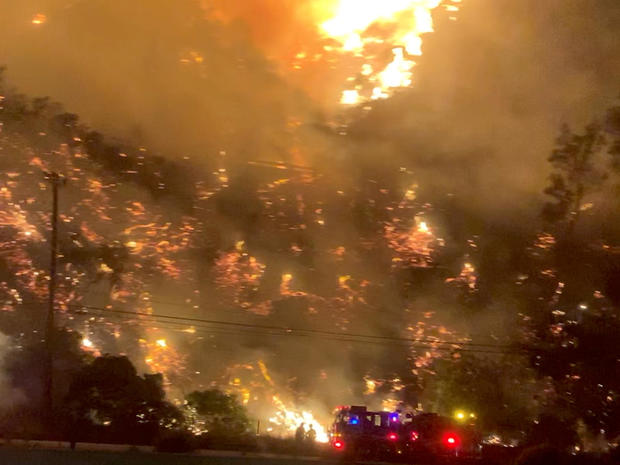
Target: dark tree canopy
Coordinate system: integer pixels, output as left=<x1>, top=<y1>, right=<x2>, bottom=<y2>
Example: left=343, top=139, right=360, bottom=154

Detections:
left=186, top=389, right=249, bottom=436
left=65, top=355, right=183, bottom=444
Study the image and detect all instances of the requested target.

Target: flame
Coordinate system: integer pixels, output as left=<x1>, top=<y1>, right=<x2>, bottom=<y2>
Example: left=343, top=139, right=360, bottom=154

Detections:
left=206, top=0, right=463, bottom=105
left=253, top=361, right=328, bottom=442
left=142, top=336, right=186, bottom=384
left=318, top=0, right=461, bottom=104
left=1, top=77, right=473, bottom=426
left=269, top=395, right=329, bottom=443
left=320, top=0, right=439, bottom=47
left=385, top=217, right=440, bottom=268
left=364, top=375, right=377, bottom=395
left=445, top=262, right=477, bottom=291
left=213, top=244, right=269, bottom=313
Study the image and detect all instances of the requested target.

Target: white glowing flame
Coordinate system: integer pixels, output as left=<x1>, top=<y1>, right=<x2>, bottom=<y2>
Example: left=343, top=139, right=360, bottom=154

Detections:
left=341, top=89, right=361, bottom=105
left=377, top=48, right=414, bottom=90
left=269, top=406, right=329, bottom=443
left=319, top=0, right=461, bottom=104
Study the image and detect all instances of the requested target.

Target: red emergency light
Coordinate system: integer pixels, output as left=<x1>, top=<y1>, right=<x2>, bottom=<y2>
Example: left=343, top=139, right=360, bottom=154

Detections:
left=387, top=432, right=399, bottom=441
left=442, top=432, right=460, bottom=448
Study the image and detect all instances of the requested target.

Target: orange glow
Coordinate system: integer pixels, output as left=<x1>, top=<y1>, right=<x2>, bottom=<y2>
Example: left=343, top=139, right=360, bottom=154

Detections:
left=318, top=0, right=459, bottom=104
left=206, top=0, right=463, bottom=105
left=31, top=14, right=47, bottom=25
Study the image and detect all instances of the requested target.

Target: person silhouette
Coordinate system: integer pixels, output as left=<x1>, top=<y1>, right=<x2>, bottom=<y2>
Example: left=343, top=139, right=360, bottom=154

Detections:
left=306, top=424, right=317, bottom=443
left=295, top=422, right=306, bottom=445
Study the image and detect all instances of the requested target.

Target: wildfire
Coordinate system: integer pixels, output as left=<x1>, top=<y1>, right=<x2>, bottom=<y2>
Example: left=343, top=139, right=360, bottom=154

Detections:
left=445, top=262, right=478, bottom=291
left=319, top=0, right=463, bottom=104
left=206, top=0, right=463, bottom=105
left=269, top=395, right=329, bottom=443
left=364, top=375, right=378, bottom=395
left=252, top=361, right=328, bottom=442
left=142, top=335, right=187, bottom=384
left=385, top=216, right=440, bottom=268
left=213, top=243, right=269, bottom=314
left=1, top=66, right=473, bottom=436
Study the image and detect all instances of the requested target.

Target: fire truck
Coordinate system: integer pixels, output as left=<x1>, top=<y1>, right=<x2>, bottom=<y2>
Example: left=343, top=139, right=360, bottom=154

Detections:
left=329, top=407, right=481, bottom=462
left=402, top=413, right=481, bottom=461
left=329, top=406, right=402, bottom=461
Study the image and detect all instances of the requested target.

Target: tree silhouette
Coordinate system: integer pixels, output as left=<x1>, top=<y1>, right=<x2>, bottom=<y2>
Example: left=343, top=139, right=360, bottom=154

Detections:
left=543, top=123, right=607, bottom=232
left=1, top=328, right=86, bottom=439
left=423, top=354, right=539, bottom=437
left=186, top=389, right=249, bottom=436
left=65, top=355, right=183, bottom=444
left=606, top=104, right=620, bottom=171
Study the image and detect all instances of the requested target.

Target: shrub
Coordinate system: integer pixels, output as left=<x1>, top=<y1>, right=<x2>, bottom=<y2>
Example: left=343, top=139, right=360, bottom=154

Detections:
left=155, top=430, right=196, bottom=453
left=516, top=445, right=566, bottom=465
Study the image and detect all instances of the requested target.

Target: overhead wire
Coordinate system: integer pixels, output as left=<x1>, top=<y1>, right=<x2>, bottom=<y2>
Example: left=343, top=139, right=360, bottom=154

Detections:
left=68, top=303, right=519, bottom=348
left=15, top=299, right=535, bottom=354
left=76, top=311, right=513, bottom=355
left=56, top=302, right=531, bottom=355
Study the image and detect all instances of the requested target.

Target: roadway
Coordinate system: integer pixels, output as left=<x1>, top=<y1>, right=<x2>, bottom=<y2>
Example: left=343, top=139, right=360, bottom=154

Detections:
left=0, top=448, right=335, bottom=465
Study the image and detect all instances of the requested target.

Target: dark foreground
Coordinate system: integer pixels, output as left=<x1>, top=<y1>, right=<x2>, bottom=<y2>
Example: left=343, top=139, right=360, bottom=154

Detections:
left=1, top=446, right=617, bottom=465
left=0, top=448, right=335, bottom=465
left=0, top=447, right=450, bottom=465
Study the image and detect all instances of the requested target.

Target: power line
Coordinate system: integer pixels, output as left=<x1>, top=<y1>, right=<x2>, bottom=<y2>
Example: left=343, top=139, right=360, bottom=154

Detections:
left=63, top=290, right=517, bottom=342
left=61, top=303, right=529, bottom=354
left=15, top=299, right=532, bottom=353
left=68, top=303, right=514, bottom=348
left=72, top=309, right=515, bottom=356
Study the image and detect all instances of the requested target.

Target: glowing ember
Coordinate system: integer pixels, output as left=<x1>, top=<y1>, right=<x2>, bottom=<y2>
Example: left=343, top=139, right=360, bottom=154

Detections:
left=385, top=217, right=440, bottom=268
left=31, top=14, right=47, bottom=25
left=445, top=262, right=477, bottom=291
left=0, top=75, right=471, bottom=431
left=213, top=243, right=269, bottom=313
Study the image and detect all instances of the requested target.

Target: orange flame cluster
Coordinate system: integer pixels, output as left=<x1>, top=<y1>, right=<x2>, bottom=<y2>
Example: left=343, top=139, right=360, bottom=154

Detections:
left=385, top=217, right=441, bottom=268
left=319, top=0, right=463, bottom=104
left=206, top=0, right=463, bottom=105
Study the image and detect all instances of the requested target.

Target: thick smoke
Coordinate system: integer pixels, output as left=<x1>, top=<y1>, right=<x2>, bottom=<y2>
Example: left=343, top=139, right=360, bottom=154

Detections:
left=350, top=0, right=620, bottom=215
left=2, top=0, right=618, bottom=194
left=0, top=0, right=328, bottom=163
left=0, top=332, right=24, bottom=410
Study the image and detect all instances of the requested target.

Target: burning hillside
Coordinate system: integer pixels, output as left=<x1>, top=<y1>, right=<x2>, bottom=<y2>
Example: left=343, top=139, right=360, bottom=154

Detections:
left=0, top=65, right=473, bottom=432
left=1, top=0, right=620, bottom=448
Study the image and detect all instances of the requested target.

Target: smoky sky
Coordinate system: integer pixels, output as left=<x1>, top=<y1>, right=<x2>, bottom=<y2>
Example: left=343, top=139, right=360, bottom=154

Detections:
left=349, top=0, right=620, bottom=218
left=1, top=0, right=618, bottom=214
left=0, top=0, right=325, bottom=164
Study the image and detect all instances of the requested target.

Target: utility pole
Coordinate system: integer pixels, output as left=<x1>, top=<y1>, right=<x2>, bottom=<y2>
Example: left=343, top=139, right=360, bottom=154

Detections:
left=44, top=171, right=64, bottom=420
